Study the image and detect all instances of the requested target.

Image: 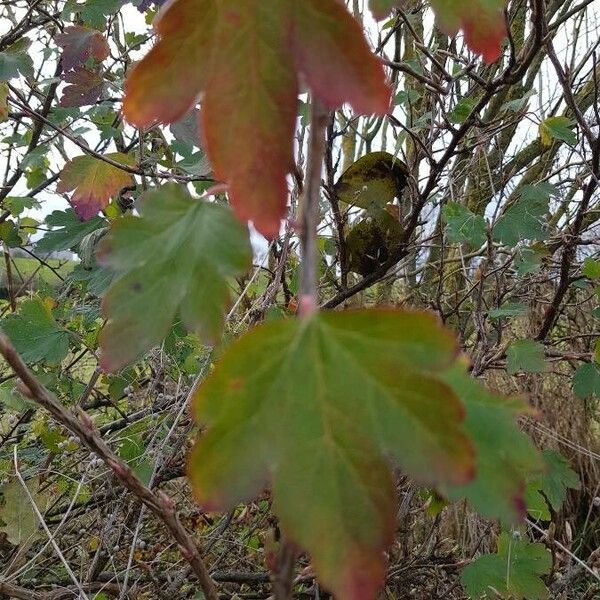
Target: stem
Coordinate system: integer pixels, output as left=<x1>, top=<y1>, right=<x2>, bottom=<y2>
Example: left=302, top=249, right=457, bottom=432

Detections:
left=299, top=98, right=329, bottom=316
left=0, top=334, right=219, bottom=600
left=272, top=540, right=297, bottom=600
left=272, top=99, right=329, bottom=600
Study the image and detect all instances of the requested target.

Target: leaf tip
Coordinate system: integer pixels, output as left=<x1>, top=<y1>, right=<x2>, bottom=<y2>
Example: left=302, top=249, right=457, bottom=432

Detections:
left=334, top=549, right=388, bottom=600
left=70, top=196, right=98, bottom=221
left=462, top=16, right=506, bottom=64
left=98, top=349, right=117, bottom=374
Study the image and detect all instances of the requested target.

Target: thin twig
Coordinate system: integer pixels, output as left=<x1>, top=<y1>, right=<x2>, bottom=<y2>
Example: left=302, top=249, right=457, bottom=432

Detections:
left=0, top=334, right=219, bottom=600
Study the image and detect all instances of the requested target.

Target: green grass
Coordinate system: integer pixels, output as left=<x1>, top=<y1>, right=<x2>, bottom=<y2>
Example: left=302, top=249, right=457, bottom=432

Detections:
left=0, top=256, right=74, bottom=289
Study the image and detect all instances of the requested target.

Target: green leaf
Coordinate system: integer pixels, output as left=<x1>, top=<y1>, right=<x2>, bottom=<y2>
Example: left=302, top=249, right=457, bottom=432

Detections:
left=64, top=0, right=125, bottom=29
left=527, top=450, right=580, bottom=519
left=69, top=262, right=113, bottom=297
left=335, top=152, right=408, bottom=211
left=36, top=209, right=106, bottom=254
left=493, top=184, right=555, bottom=246
left=1, top=298, right=70, bottom=365
left=189, top=309, right=475, bottom=600
left=394, top=88, right=421, bottom=106
left=118, top=434, right=153, bottom=486
left=443, top=202, right=487, bottom=247
left=462, top=532, right=551, bottom=599
left=506, top=340, right=546, bottom=374
left=539, top=116, right=576, bottom=146
left=448, top=97, right=477, bottom=124
left=572, top=362, right=600, bottom=399
left=0, top=382, right=33, bottom=413
left=3, top=196, right=39, bottom=217
left=539, top=450, right=580, bottom=510
left=515, top=246, right=544, bottom=276
left=501, top=90, right=536, bottom=113
left=582, top=257, right=600, bottom=279
left=0, top=479, right=48, bottom=545
left=442, top=367, right=542, bottom=522
left=0, top=220, right=22, bottom=247
left=525, top=484, right=551, bottom=521
left=98, top=184, right=251, bottom=371
left=488, top=302, right=526, bottom=320
left=0, top=39, right=34, bottom=81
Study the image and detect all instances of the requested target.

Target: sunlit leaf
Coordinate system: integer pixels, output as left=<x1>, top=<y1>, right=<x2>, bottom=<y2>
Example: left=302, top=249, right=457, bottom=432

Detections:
left=98, top=184, right=251, bottom=372
left=123, top=0, right=390, bottom=237
left=189, top=309, right=475, bottom=600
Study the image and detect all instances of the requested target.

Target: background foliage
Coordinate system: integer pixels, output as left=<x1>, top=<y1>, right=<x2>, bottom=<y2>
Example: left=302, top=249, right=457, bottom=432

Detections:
left=0, top=0, right=599, bottom=599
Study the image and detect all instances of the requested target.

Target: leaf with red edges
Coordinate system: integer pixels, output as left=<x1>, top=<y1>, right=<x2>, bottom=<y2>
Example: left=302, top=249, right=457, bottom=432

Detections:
left=56, top=25, right=110, bottom=71
left=441, top=365, right=543, bottom=522
left=123, top=0, right=390, bottom=237
left=370, top=0, right=507, bottom=64
left=189, top=310, right=474, bottom=599
left=57, top=153, right=135, bottom=220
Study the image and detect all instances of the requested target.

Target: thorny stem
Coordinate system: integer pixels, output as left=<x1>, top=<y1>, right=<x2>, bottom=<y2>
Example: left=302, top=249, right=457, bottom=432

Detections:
left=299, top=98, right=329, bottom=316
left=0, top=334, right=219, bottom=600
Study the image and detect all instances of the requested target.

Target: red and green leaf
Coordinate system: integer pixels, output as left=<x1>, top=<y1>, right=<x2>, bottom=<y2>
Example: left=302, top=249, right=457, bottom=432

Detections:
left=57, top=153, right=135, bottom=220
left=370, top=0, right=507, bottom=64
left=441, top=366, right=543, bottom=522
left=55, top=25, right=110, bottom=71
left=123, top=0, right=390, bottom=237
left=189, top=310, right=474, bottom=599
